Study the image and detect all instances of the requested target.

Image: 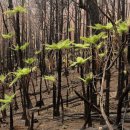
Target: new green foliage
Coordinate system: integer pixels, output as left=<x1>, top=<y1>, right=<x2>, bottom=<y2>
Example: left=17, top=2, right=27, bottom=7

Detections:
left=2, top=33, right=14, bottom=39
left=80, top=32, right=107, bottom=44
left=20, top=42, right=30, bottom=51
left=0, top=94, right=15, bottom=111
left=43, top=75, right=56, bottom=82
left=117, top=21, right=128, bottom=34
left=35, top=50, right=41, bottom=55
left=79, top=72, right=93, bottom=84
left=24, top=57, right=37, bottom=65
left=96, top=42, right=106, bottom=50
left=11, top=42, right=29, bottom=51
left=91, top=19, right=128, bottom=34
left=91, top=23, right=113, bottom=30
left=9, top=68, right=31, bottom=87
left=98, top=51, right=107, bottom=58
left=45, top=39, right=72, bottom=50
left=72, top=43, right=90, bottom=49
left=4, top=6, right=26, bottom=15
left=0, top=74, right=6, bottom=83
left=70, top=56, right=91, bottom=67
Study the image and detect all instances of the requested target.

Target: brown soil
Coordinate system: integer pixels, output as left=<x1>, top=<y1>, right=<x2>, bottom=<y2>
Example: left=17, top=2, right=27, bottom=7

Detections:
left=1, top=69, right=130, bottom=130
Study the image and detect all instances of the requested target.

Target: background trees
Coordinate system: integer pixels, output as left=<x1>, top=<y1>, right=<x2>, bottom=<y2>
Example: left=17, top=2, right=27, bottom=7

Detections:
left=0, top=0, right=130, bottom=130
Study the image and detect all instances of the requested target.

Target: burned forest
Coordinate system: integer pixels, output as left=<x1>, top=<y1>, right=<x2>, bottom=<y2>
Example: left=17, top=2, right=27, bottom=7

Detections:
left=0, top=0, right=130, bottom=130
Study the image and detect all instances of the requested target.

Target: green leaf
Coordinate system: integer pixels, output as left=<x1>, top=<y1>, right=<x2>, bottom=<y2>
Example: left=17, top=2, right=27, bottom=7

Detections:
left=9, top=77, right=19, bottom=87
left=105, top=23, right=113, bottom=30
left=0, top=94, right=15, bottom=111
left=73, top=43, right=90, bottom=49
left=86, top=72, right=93, bottom=83
left=14, top=6, right=26, bottom=13
left=45, top=43, right=58, bottom=50
left=76, top=57, right=86, bottom=64
left=58, top=39, right=72, bottom=49
left=81, top=32, right=107, bottom=44
left=0, top=94, right=15, bottom=104
left=91, top=23, right=113, bottom=30
left=70, top=62, right=77, bottom=67
left=11, top=44, right=20, bottom=51
left=43, top=75, right=56, bottom=82
left=24, top=58, right=37, bottom=65
left=0, top=99, right=8, bottom=103
left=98, top=51, right=107, bottom=58
left=96, top=42, right=106, bottom=50
left=2, top=33, right=13, bottom=39
left=0, top=104, right=8, bottom=111
left=91, top=23, right=104, bottom=30
left=9, top=68, right=31, bottom=87
left=117, top=21, right=128, bottom=34
left=20, top=42, right=29, bottom=51
left=4, top=6, right=26, bottom=15
left=4, top=94, right=12, bottom=102
left=45, top=39, right=72, bottom=50
left=0, top=74, right=6, bottom=83
left=70, top=56, right=91, bottom=67
left=16, top=68, right=31, bottom=77
left=35, top=50, right=41, bottom=55
left=79, top=72, right=93, bottom=84
left=79, top=77, right=86, bottom=83
left=4, top=9, right=16, bottom=15
left=11, top=42, right=29, bottom=51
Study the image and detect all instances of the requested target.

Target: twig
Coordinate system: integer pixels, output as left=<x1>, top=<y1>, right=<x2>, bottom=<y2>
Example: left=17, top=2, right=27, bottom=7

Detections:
left=74, top=90, right=101, bottom=113
left=99, top=47, right=113, bottom=130
left=122, top=103, right=129, bottom=130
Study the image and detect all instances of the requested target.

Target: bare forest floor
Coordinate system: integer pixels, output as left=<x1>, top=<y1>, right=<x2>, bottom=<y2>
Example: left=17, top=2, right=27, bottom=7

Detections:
left=1, top=68, right=130, bottom=130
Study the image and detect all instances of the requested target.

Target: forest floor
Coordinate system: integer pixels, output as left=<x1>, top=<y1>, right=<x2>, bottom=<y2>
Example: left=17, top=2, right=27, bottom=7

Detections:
left=1, top=69, right=130, bottom=130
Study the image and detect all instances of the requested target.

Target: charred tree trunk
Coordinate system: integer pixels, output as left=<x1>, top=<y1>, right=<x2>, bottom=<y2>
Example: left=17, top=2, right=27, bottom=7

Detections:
left=56, top=50, right=62, bottom=116
left=117, top=0, right=126, bottom=99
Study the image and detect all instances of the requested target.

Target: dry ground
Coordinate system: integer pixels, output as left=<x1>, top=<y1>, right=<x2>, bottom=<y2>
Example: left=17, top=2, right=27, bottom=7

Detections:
left=1, top=69, right=130, bottom=130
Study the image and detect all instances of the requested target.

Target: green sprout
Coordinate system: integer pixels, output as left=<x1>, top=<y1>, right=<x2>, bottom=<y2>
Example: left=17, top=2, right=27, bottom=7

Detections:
left=43, top=75, right=56, bottom=83
left=90, top=19, right=122, bottom=31
left=72, top=43, right=90, bottom=49
left=20, top=42, right=29, bottom=51
left=70, top=56, right=91, bottom=67
left=14, top=6, right=26, bottom=13
left=80, top=32, right=107, bottom=44
left=14, top=67, right=31, bottom=78
left=79, top=72, right=93, bottom=84
left=2, top=33, right=14, bottom=39
left=0, top=74, right=6, bottom=83
left=117, top=21, right=128, bottom=34
left=11, top=42, right=29, bottom=51
left=35, top=50, right=41, bottom=55
left=11, top=44, right=19, bottom=51
left=91, top=19, right=128, bottom=34
left=91, top=23, right=113, bottom=30
left=98, top=51, right=107, bottom=58
left=4, top=6, right=26, bottom=15
left=45, top=39, right=72, bottom=50
left=9, top=68, right=31, bottom=87
left=0, top=94, right=15, bottom=111
left=24, top=57, right=37, bottom=65
left=96, top=42, right=106, bottom=50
